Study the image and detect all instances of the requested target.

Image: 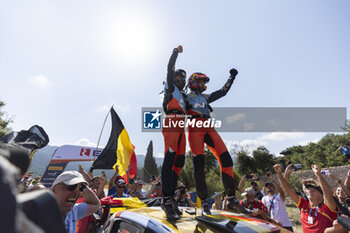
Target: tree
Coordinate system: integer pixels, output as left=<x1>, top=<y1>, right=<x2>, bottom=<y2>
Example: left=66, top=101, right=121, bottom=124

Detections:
left=235, top=150, right=254, bottom=175
left=283, top=132, right=350, bottom=169
left=0, top=100, right=11, bottom=137
left=143, top=140, right=158, bottom=182
left=179, top=147, right=223, bottom=195
left=252, top=146, right=276, bottom=174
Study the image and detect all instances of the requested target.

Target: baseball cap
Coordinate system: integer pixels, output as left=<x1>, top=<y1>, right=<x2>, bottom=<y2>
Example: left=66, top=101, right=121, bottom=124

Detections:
left=241, top=187, right=255, bottom=196
left=304, top=184, right=323, bottom=194
left=51, top=171, right=88, bottom=189
left=116, top=178, right=126, bottom=186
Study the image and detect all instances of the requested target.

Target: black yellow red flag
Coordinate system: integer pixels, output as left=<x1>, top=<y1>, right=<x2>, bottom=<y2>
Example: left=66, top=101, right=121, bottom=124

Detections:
left=92, top=107, right=136, bottom=179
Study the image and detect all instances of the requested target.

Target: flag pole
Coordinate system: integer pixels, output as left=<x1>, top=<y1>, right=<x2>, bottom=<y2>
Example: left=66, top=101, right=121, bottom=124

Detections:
left=93, top=106, right=113, bottom=163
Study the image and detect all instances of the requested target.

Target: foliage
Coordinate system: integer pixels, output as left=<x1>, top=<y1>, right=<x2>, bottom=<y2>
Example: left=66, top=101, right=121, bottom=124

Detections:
left=0, top=101, right=12, bottom=137
left=180, top=146, right=240, bottom=197
left=142, top=140, right=158, bottom=182
left=282, top=133, right=350, bottom=170
left=235, top=146, right=277, bottom=176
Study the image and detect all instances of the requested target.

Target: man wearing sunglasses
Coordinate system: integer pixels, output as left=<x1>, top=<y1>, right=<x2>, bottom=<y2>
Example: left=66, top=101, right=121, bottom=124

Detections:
left=51, top=171, right=101, bottom=233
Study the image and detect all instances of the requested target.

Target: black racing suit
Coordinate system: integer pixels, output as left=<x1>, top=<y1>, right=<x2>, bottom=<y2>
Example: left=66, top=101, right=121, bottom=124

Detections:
left=161, top=48, right=186, bottom=198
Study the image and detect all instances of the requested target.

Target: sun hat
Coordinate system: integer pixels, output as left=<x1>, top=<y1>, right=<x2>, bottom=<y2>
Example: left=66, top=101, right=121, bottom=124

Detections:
left=51, top=171, right=88, bottom=189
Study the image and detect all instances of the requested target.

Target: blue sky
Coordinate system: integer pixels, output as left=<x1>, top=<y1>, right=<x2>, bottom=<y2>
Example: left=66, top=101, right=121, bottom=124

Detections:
left=1, top=0, right=349, bottom=159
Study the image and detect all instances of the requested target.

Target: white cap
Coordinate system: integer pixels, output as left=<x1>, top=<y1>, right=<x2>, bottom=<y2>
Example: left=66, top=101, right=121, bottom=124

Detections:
left=241, top=187, right=255, bottom=196
left=51, top=171, right=88, bottom=189
left=116, top=178, right=126, bottom=185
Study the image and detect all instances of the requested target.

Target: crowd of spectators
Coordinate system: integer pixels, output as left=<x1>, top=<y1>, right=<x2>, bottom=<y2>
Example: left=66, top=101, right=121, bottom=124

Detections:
left=13, top=145, right=350, bottom=233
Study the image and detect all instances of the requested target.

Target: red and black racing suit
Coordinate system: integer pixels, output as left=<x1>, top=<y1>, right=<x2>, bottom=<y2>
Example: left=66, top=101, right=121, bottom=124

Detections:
left=161, top=48, right=186, bottom=198
left=186, top=74, right=236, bottom=201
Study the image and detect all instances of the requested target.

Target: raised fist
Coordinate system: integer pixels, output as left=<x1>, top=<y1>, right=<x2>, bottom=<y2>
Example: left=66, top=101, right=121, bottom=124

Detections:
left=177, top=45, right=183, bottom=53
left=229, top=68, right=238, bottom=77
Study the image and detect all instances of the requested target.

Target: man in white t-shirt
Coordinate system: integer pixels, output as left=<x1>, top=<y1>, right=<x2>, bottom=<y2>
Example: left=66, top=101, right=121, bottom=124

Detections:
left=51, top=171, right=101, bottom=233
left=261, top=179, right=293, bottom=232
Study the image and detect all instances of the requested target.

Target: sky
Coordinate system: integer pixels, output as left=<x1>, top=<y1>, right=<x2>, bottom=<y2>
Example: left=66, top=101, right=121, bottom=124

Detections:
left=1, top=0, right=349, bottom=160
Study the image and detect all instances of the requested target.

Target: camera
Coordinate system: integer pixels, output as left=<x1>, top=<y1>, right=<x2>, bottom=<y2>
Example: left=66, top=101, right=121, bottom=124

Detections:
left=320, top=170, right=330, bottom=176
left=245, top=174, right=252, bottom=179
left=0, top=143, right=65, bottom=233
left=280, top=150, right=292, bottom=156
left=292, top=164, right=303, bottom=170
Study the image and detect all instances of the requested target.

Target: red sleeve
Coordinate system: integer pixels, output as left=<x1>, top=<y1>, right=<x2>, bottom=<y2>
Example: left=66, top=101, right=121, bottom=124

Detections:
left=258, top=200, right=268, bottom=213
left=297, top=196, right=310, bottom=211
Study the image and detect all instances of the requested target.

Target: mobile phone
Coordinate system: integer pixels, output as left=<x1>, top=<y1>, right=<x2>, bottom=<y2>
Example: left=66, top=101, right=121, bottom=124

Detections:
left=320, top=170, right=330, bottom=176
left=245, top=174, right=252, bottom=179
left=185, top=209, right=196, bottom=215
left=292, top=164, right=303, bottom=170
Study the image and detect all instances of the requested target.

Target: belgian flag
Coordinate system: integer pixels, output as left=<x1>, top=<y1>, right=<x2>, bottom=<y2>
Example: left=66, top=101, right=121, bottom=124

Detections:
left=92, top=107, right=137, bottom=180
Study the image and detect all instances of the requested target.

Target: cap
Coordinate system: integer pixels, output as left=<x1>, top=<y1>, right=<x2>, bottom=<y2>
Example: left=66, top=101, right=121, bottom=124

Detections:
left=304, top=184, right=323, bottom=194
left=91, top=176, right=101, bottom=181
left=241, top=187, right=255, bottom=196
left=51, top=171, right=88, bottom=189
left=116, top=178, right=126, bottom=186
left=250, top=181, right=258, bottom=186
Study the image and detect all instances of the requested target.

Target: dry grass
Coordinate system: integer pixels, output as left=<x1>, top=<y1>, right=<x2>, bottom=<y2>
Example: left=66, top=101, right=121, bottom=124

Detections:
left=286, top=205, right=302, bottom=233
left=285, top=196, right=302, bottom=233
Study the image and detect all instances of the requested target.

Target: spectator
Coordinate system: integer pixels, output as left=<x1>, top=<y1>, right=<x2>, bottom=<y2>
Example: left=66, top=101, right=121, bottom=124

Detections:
left=240, top=187, right=269, bottom=221
left=275, top=163, right=338, bottom=232
left=51, top=171, right=101, bottom=233
left=211, top=192, right=223, bottom=210
left=108, top=177, right=130, bottom=198
left=336, top=145, right=350, bottom=161
left=127, top=178, right=145, bottom=198
left=90, top=175, right=106, bottom=199
left=78, top=164, right=92, bottom=183
left=329, top=173, right=350, bottom=216
left=343, top=170, right=350, bottom=195
left=146, top=176, right=162, bottom=198
left=79, top=164, right=106, bottom=199
left=238, top=174, right=265, bottom=200
left=325, top=215, right=350, bottom=233
left=175, top=184, right=195, bottom=207
left=28, top=182, right=46, bottom=192
left=261, top=172, right=293, bottom=232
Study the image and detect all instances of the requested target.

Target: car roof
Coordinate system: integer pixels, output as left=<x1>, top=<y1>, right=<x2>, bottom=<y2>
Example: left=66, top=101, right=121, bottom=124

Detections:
left=112, top=207, right=291, bottom=233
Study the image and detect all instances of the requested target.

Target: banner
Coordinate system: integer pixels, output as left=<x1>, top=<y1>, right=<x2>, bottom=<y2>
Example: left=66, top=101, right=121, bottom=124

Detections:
left=41, top=145, right=102, bottom=187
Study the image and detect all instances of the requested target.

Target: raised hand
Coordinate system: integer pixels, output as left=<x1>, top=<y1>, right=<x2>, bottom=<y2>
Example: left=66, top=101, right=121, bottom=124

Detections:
left=273, top=164, right=283, bottom=174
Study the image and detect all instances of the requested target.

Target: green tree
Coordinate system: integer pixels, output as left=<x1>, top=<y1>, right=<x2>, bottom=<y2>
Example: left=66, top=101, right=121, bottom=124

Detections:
left=252, top=146, right=276, bottom=174
left=235, top=150, right=254, bottom=175
left=0, top=101, right=11, bottom=137
left=283, top=132, right=350, bottom=169
left=180, top=147, right=219, bottom=191
left=143, top=140, right=158, bottom=182
left=180, top=146, right=240, bottom=197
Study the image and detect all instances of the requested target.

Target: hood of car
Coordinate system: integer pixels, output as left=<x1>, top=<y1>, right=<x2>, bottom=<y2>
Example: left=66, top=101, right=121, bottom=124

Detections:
left=112, top=207, right=290, bottom=233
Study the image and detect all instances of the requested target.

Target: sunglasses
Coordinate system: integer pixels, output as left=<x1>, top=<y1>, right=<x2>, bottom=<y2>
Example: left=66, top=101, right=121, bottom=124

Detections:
left=64, top=183, right=86, bottom=192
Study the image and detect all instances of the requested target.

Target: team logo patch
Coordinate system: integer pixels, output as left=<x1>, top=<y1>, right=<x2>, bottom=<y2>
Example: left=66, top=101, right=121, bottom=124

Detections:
left=143, top=110, right=162, bottom=129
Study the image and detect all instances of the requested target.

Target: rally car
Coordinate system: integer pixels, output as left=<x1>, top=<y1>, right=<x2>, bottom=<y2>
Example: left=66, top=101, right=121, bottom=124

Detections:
left=98, top=197, right=291, bottom=233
